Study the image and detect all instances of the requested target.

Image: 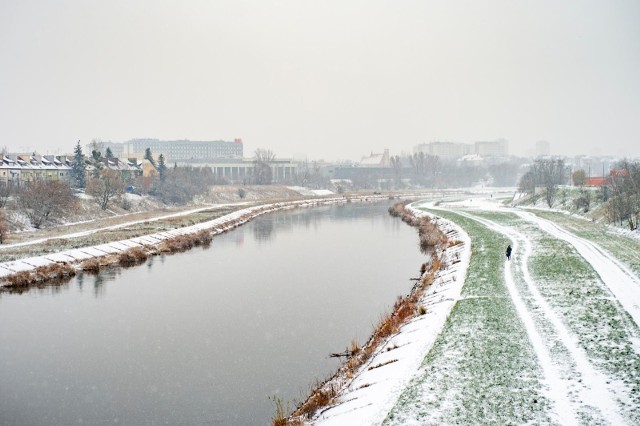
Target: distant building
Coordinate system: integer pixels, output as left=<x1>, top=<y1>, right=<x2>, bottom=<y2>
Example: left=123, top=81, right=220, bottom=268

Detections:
left=0, top=154, right=71, bottom=186
left=189, top=158, right=298, bottom=183
left=536, top=140, right=550, bottom=157
left=95, top=157, right=143, bottom=178
left=474, top=139, right=508, bottom=157
left=360, top=149, right=390, bottom=167
left=89, top=138, right=244, bottom=163
left=97, top=142, right=126, bottom=158
left=414, top=142, right=471, bottom=160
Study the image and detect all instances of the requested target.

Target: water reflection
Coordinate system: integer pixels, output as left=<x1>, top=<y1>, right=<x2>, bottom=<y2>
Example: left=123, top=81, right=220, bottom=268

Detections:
left=93, top=272, right=106, bottom=297
left=253, top=218, right=274, bottom=242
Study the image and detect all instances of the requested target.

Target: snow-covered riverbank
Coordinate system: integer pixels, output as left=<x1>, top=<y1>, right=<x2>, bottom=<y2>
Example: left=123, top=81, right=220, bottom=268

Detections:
left=309, top=204, right=471, bottom=425
left=305, top=195, right=640, bottom=425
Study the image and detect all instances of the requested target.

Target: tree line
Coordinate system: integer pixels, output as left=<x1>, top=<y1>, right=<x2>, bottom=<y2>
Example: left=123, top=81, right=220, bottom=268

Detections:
left=518, top=158, right=640, bottom=230
left=606, top=160, right=640, bottom=230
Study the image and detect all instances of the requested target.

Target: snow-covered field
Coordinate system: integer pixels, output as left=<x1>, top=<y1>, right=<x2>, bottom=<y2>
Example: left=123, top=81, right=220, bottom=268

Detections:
left=313, top=196, right=640, bottom=425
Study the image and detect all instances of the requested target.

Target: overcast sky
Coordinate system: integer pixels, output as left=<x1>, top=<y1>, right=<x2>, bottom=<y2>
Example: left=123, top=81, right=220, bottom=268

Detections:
left=1, top=0, right=638, bottom=161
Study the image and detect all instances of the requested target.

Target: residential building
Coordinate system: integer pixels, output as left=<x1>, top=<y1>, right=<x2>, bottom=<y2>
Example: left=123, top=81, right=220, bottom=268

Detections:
left=414, top=142, right=471, bottom=160
left=0, top=155, right=72, bottom=186
left=127, top=138, right=243, bottom=162
left=86, top=139, right=244, bottom=163
left=474, top=139, right=509, bottom=157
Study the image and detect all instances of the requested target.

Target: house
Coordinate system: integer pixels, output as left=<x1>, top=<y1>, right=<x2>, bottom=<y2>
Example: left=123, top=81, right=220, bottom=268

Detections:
left=0, top=155, right=72, bottom=186
left=360, top=149, right=390, bottom=167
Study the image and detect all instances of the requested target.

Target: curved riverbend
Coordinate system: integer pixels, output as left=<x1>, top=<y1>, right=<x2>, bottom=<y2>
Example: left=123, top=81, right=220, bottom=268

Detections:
left=0, top=201, right=426, bottom=425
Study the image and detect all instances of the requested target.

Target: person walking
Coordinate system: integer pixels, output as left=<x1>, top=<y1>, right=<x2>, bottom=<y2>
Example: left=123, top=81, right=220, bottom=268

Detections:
left=506, top=244, right=512, bottom=261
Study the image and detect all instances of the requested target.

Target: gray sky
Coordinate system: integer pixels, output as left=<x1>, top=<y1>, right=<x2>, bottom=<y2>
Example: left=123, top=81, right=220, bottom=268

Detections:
left=1, top=0, right=638, bottom=161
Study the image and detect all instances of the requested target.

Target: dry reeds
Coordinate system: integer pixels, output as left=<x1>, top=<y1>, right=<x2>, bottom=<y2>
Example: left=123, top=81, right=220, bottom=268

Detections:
left=293, top=381, right=338, bottom=420
left=81, top=258, right=101, bottom=272
left=448, top=239, right=463, bottom=247
left=118, top=247, right=149, bottom=267
left=388, top=201, right=410, bottom=217
left=286, top=202, right=450, bottom=423
left=4, top=263, right=76, bottom=288
left=158, top=230, right=212, bottom=253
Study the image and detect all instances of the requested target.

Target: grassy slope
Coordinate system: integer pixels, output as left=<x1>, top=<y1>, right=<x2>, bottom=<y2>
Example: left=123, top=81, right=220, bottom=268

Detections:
left=384, top=210, right=552, bottom=425
left=454, top=210, right=640, bottom=423
left=532, top=210, right=640, bottom=277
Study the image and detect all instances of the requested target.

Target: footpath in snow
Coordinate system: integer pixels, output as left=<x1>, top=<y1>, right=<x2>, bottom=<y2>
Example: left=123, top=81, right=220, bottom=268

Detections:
left=517, top=210, right=640, bottom=328
left=449, top=208, right=629, bottom=425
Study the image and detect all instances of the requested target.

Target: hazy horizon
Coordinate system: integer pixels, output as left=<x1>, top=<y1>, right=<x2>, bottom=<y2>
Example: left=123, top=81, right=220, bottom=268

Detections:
left=1, top=1, right=638, bottom=161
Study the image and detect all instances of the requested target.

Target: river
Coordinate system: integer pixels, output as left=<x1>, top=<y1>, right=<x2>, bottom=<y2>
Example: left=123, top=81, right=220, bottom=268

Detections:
left=0, top=201, right=424, bottom=425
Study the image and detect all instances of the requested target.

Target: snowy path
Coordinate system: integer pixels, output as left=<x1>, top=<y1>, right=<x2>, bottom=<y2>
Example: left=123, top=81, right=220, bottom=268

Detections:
left=517, top=210, right=640, bottom=328
left=312, top=200, right=639, bottom=425
left=455, top=209, right=628, bottom=425
left=0, top=203, right=245, bottom=250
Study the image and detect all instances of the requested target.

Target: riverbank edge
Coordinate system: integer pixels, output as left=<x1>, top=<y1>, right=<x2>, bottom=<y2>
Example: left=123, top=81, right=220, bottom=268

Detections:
left=283, top=202, right=471, bottom=425
left=0, top=193, right=428, bottom=290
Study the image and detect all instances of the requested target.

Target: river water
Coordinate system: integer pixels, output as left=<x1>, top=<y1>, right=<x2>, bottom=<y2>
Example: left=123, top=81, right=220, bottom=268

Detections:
left=0, top=201, right=424, bottom=425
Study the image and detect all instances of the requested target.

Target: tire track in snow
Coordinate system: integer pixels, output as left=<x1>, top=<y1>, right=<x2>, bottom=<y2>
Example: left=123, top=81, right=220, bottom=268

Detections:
left=517, top=210, right=640, bottom=328
left=452, top=209, right=627, bottom=425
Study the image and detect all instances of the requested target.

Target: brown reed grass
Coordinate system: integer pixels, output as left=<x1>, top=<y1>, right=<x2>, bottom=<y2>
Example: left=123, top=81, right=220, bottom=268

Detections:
left=5, top=263, right=76, bottom=288
left=118, top=247, right=149, bottom=267
left=285, top=201, right=450, bottom=423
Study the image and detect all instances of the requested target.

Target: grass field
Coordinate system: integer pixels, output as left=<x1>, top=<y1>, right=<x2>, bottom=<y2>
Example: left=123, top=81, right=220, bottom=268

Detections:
left=383, top=205, right=640, bottom=425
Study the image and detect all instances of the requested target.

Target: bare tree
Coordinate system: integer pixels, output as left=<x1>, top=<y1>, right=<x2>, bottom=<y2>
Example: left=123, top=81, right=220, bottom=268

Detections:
left=409, top=152, right=440, bottom=187
left=607, top=160, right=640, bottom=229
left=390, top=155, right=402, bottom=187
left=87, top=169, right=124, bottom=210
left=520, top=159, right=566, bottom=206
left=294, top=161, right=311, bottom=187
left=0, top=182, right=16, bottom=208
left=488, top=162, right=519, bottom=187
left=0, top=211, right=8, bottom=243
left=154, top=165, right=213, bottom=204
left=18, top=180, right=78, bottom=228
left=253, top=148, right=275, bottom=185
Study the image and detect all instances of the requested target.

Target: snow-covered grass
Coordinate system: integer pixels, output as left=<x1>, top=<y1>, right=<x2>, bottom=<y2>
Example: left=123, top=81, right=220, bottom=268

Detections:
left=384, top=210, right=551, bottom=425
left=0, top=206, right=239, bottom=262
left=312, top=196, right=640, bottom=425
left=467, top=209, right=640, bottom=424
left=531, top=210, right=640, bottom=276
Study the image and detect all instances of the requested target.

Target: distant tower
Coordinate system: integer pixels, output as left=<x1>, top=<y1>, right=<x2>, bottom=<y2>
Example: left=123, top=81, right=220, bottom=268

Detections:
left=536, top=140, right=550, bottom=157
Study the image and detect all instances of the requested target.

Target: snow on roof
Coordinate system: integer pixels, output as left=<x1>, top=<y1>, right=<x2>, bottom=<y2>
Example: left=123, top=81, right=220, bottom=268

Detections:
left=360, top=154, right=385, bottom=165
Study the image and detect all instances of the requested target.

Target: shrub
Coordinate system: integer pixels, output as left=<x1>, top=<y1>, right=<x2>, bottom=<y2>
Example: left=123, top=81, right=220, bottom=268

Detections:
left=4, top=263, right=76, bottom=288
left=118, top=247, right=148, bottom=266
left=81, top=258, right=101, bottom=272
